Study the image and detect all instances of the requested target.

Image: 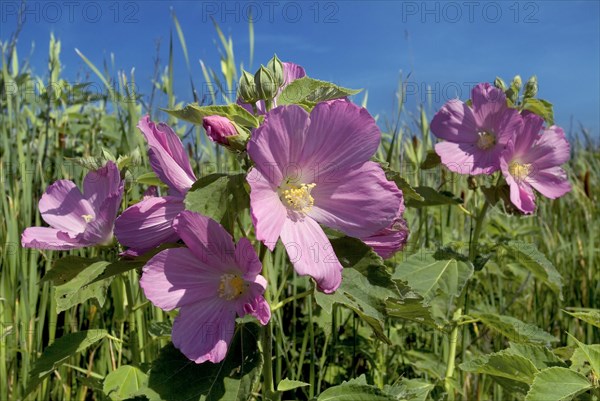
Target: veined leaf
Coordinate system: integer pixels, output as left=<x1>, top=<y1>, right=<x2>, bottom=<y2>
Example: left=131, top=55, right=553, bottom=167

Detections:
left=317, top=384, right=397, bottom=401
left=525, top=367, right=592, bottom=401
left=564, top=309, right=600, bottom=329
left=474, top=313, right=557, bottom=343
left=164, top=103, right=259, bottom=128
left=405, top=186, right=463, bottom=208
left=277, top=378, right=309, bottom=392
left=278, top=77, right=361, bottom=107
left=147, top=323, right=262, bottom=401
left=460, top=350, right=539, bottom=386
left=500, top=241, right=563, bottom=299
left=26, top=330, right=109, bottom=395
left=103, top=365, right=148, bottom=401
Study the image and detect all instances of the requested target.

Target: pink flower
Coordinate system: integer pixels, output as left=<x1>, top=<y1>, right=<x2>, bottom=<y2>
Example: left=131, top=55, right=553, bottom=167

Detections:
left=203, top=115, right=238, bottom=145
left=500, top=113, right=571, bottom=214
left=140, top=211, right=270, bottom=364
left=115, top=116, right=196, bottom=254
left=22, top=161, right=123, bottom=250
left=361, top=205, right=409, bottom=259
left=238, top=62, right=306, bottom=115
left=431, top=83, right=522, bottom=175
left=246, top=101, right=403, bottom=293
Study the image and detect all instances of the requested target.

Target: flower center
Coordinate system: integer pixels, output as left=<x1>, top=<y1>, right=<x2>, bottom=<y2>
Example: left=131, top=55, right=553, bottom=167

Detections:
left=477, top=131, right=496, bottom=150
left=279, top=183, right=316, bottom=215
left=218, top=273, right=246, bottom=300
left=82, top=214, right=94, bottom=223
left=509, top=161, right=532, bottom=181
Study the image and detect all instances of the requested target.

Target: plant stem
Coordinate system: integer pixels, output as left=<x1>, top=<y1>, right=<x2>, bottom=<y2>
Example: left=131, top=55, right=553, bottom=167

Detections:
left=270, top=289, right=312, bottom=312
left=444, top=307, right=462, bottom=400
left=469, top=200, right=490, bottom=261
left=261, top=321, right=276, bottom=401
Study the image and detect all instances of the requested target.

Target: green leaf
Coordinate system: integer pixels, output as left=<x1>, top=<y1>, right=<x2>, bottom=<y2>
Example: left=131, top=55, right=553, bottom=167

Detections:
left=507, top=343, right=567, bottom=370
left=48, top=257, right=112, bottom=313
left=383, top=378, right=434, bottom=401
left=26, top=330, right=108, bottom=395
left=317, top=384, right=397, bottom=401
left=276, top=378, right=310, bottom=392
left=460, top=350, right=539, bottom=388
left=420, top=150, right=441, bottom=170
left=147, top=323, right=262, bottom=401
left=564, top=309, right=600, bottom=328
left=385, top=170, right=424, bottom=202
left=392, top=251, right=473, bottom=303
left=522, top=98, right=554, bottom=125
left=278, top=77, right=362, bottom=108
left=314, top=237, right=400, bottom=343
left=500, top=241, right=563, bottom=299
left=525, top=367, right=592, bottom=401
left=136, top=171, right=167, bottom=187
left=184, top=173, right=249, bottom=229
left=103, top=365, right=148, bottom=401
left=567, top=334, right=600, bottom=377
left=474, top=313, right=557, bottom=343
left=164, top=103, right=260, bottom=128
left=404, top=186, right=463, bottom=208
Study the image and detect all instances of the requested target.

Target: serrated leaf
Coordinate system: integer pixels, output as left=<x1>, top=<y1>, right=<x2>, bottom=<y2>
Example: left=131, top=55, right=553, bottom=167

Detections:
left=525, top=367, right=592, bottom=401
left=500, top=241, right=563, bottom=299
left=567, top=334, right=600, bottom=377
left=277, top=378, right=310, bottom=392
left=383, top=378, right=434, bottom=401
left=136, top=171, right=167, bottom=187
left=564, top=309, right=600, bottom=328
left=404, top=187, right=462, bottom=208
left=103, top=365, right=148, bottom=401
left=507, top=343, right=567, bottom=370
left=164, top=103, right=260, bottom=128
left=314, top=237, right=400, bottom=343
left=522, top=98, right=554, bottom=125
left=147, top=323, right=262, bottom=401
left=278, top=77, right=361, bottom=107
left=474, top=313, right=557, bottom=343
left=26, top=330, right=108, bottom=395
left=50, top=258, right=112, bottom=313
left=393, top=251, right=473, bottom=303
left=460, top=350, right=539, bottom=388
left=184, top=173, right=249, bottom=230
left=317, top=384, right=397, bottom=401
left=384, top=169, right=424, bottom=202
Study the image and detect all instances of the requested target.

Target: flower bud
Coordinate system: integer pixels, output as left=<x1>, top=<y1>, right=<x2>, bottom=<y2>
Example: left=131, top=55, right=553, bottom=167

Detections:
left=254, top=65, right=278, bottom=101
left=267, top=55, right=285, bottom=88
left=202, top=115, right=249, bottom=152
left=238, top=70, right=259, bottom=104
left=512, top=75, right=523, bottom=91
left=494, top=76, right=507, bottom=91
left=524, top=75, right=538, bottom=99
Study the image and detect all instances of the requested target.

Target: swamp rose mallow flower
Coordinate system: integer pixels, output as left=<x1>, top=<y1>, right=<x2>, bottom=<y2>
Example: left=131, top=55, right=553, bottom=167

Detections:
left=115, top=116, right=196, bottom=254
left=431, top=82, right=522, bottom=175
left=500, top=113, right=571, bottom=214
left=203, top=115, right=238, bottom=145
left=140, top=211, right=270, bottom=363
left=247, top=100, right=403, bottom=293
left=22, top=161, right=123, bottom=250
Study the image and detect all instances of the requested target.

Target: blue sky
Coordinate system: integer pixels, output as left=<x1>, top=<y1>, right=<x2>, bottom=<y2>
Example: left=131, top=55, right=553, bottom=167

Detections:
left=2, top=0, right=599, bottom=137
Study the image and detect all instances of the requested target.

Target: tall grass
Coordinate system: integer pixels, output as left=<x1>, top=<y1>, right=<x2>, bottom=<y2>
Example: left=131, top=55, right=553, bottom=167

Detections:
left=1, top=20, right=598, bottom=401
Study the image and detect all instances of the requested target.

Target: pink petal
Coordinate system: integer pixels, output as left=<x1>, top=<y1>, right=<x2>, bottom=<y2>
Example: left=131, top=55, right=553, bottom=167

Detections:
left=247, top=105, right=311, bottom=185
left=430, top=99, right=479, bottom=142
left=300, top=101, right=380, bottom=176
left=242, top=295, right=271, bottom=325
left=39, top=180, right=95, bottom=234
left=140, top=248, right=221, bottom=311
left=172, top=211, right=236, bottom=267
left=471, top=83, right=508, bottom=128
left=138, top=115, right=196, bottom=195
left=282, top=62, right=306, bottom=86
left=21, top=227, right=82, bottom=250
left=279, top=217, right=342, bottom=293
left=235, top=238, right=263, bottom=278
left=114, top=196, right=184, bottom=254
left=361, top=211, right=409, bottom=259
left=524, top=126, right=571, bottom=169
left=512, top=113, right=544, bottom=158
left=171, top=299, right=236, bottom=364
left=527, top=166, right=572, bottom=199
left=83, top=161, right=122, bottom=210
left=247, top=168, right=287, bottom=251
left=309, top=161, right=402, bottom=238
left=434, top=141, right=494, bottom=175
left=82, top=192, right=123, bottom=245
left=509, top=178, right=536, bottom=214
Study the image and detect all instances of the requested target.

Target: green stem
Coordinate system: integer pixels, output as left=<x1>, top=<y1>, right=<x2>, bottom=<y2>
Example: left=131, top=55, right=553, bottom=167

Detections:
left=270, top=289, right=312, bottom=312
left=444, top=307, right=463, bottom=400
left=261, top=322, right=276, bottom=401
left=469, top=200, right=490, bottom=261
